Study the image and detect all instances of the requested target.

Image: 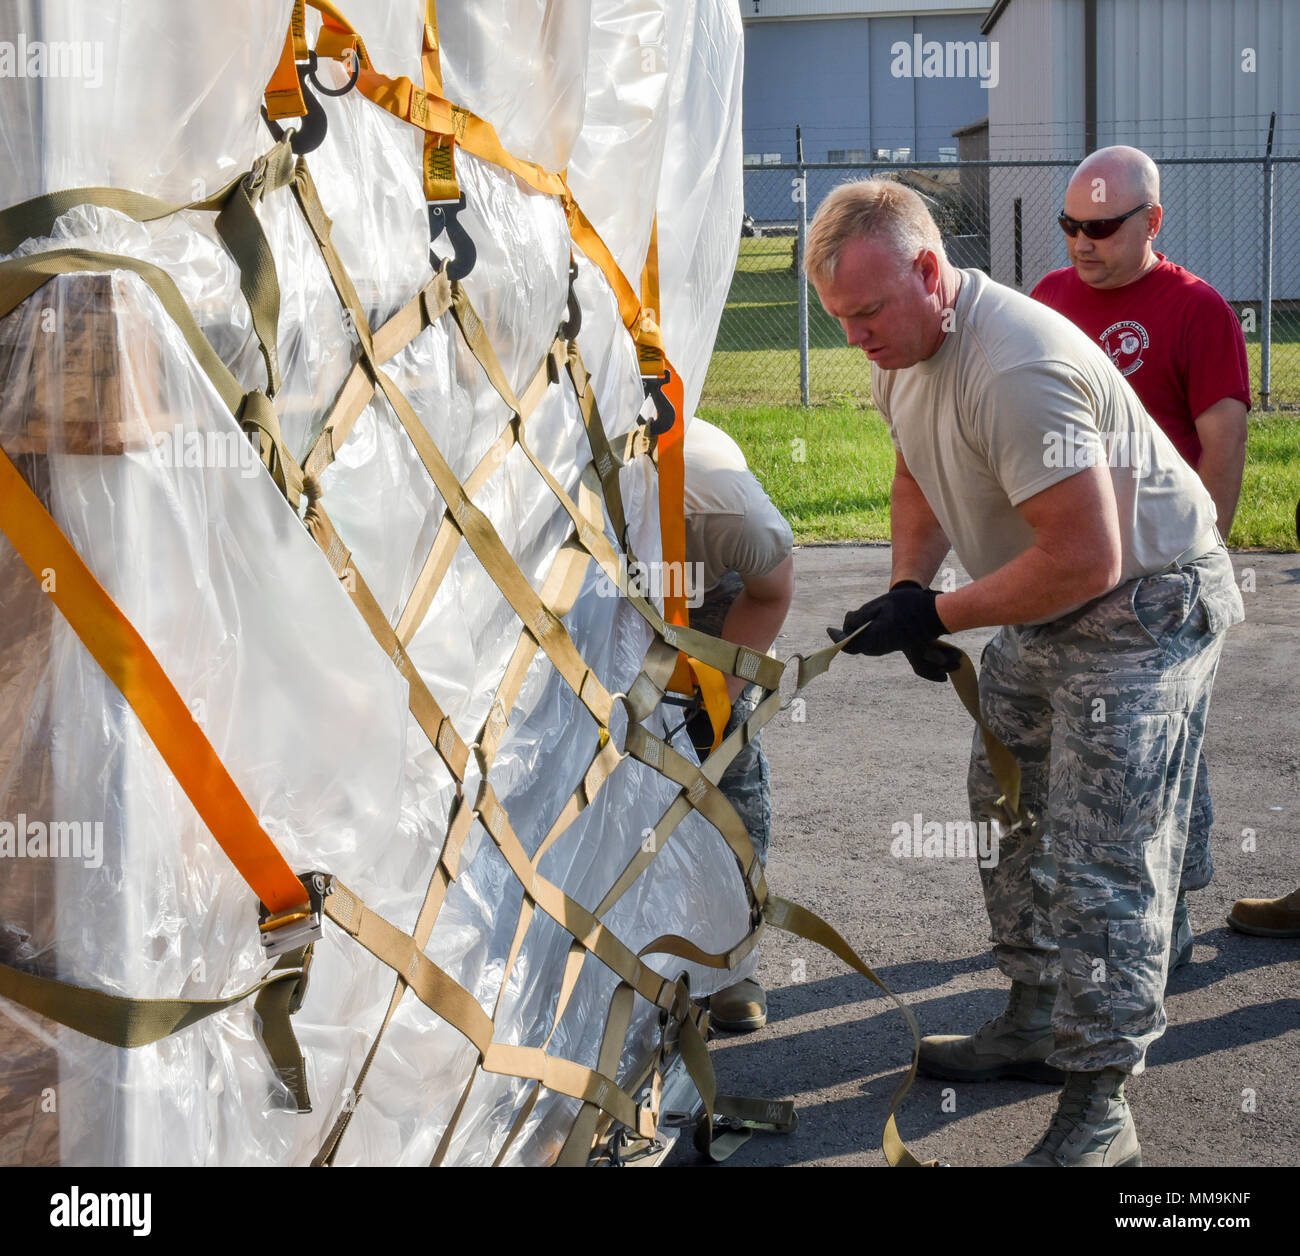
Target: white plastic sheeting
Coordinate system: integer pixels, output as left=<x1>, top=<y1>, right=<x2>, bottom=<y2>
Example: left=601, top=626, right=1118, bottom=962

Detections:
left=0, top=1, right=747, bottom=1165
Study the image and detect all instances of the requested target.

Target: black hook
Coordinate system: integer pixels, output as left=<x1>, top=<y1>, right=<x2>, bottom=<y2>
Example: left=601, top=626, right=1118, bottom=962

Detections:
left=559, top=258, right=581, bottom=340
left=289, top=71, right=329, bottom=155
left=287, top=51, right=361, bottom=156
left=640, top=367, right=676, bottom=436
left=428, top=193, right=477, bottom=281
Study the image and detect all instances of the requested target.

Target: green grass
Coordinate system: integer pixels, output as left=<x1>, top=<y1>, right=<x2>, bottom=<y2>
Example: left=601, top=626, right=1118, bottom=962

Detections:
left=704, top=237, right=1300, bottom=410
left=699, top=403, right=1300, bottom=551
left=1235, top=413, right=1300, bottom=549
left=696, top=404, right=895, bottom=542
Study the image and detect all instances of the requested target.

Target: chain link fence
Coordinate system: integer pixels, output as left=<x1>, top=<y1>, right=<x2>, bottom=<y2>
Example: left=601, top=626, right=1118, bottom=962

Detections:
left=703, top=156, right=1300, bottom=410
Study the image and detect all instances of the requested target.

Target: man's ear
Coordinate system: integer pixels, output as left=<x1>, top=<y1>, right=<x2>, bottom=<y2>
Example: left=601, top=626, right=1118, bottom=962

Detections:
left=1147, top=204, right=1163, bottom=241
left=917, top=248, right=941, bottom=294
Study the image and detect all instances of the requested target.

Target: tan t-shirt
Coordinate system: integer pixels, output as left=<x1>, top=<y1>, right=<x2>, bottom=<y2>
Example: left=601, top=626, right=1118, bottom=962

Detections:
left=871, top=268, right=1217, bottom=590
left=683, top=419, right=793, bottom=595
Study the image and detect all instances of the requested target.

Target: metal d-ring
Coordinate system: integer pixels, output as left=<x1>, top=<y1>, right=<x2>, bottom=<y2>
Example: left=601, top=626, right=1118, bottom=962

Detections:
left=306, top=49, right=361, bottom=98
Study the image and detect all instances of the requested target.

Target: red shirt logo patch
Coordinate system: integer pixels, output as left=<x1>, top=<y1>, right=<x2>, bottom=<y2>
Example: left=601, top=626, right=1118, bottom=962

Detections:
left=1099, top=319, right=1149, bottom=376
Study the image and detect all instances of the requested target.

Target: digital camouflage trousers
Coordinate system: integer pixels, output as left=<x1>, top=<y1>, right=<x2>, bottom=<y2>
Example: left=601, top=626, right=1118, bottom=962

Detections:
left=967, top=546, right=1244, bottom=1073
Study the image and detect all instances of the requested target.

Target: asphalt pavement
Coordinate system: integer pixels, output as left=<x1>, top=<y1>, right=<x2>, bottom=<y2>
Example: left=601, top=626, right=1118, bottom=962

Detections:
left=673, top=543, right=1300, bottom=1171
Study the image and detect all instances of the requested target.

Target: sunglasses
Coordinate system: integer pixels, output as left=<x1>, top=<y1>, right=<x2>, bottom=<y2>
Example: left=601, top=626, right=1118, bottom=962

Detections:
left=1057, top=202, right=1153, bottom=240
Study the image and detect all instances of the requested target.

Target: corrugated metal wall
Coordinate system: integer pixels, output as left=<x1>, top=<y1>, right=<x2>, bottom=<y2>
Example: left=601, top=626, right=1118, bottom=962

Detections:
left=743, top=11, right=992, bottom=166
left=988, top=0, right=1300, bottom=298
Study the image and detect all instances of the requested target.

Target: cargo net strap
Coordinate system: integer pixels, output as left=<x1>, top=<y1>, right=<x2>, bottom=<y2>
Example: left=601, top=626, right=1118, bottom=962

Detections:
left=0, top=58, right=1024, bottom=1169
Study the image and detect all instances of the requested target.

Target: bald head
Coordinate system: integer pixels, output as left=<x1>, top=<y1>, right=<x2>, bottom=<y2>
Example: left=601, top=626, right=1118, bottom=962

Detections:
left=1067, top=145, right=1160, bottom=213
left=1061, top=145, right=1163, bottom=289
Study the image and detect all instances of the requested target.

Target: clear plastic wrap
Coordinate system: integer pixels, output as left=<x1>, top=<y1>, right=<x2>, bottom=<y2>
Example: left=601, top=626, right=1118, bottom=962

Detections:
left=0, top=0, right=293, bottom=205
left=656, top=0, right=744, bottom=426
left=0, top=0, right=749, bottom=1166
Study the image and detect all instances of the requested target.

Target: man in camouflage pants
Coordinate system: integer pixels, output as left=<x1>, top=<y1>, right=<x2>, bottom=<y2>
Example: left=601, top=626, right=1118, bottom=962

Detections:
left=807, top=179, right=1243, bottom=1166
left=683, top=417, right=794, bottom=1032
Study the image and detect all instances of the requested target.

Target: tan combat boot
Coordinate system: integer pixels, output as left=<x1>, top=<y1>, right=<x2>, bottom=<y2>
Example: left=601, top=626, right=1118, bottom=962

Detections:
left=1227, top=886, right=1300, bottom=938
left=919, top=980, right=1065, bottom=1083
left=1012, top=1067, right=1142, bottom=1167
left=707, top=977, right=767, bottom=1033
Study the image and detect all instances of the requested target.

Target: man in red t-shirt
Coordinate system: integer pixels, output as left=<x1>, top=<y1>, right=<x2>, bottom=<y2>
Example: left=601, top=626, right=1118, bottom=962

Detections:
left=1032, top=145, right=1252, bottom=968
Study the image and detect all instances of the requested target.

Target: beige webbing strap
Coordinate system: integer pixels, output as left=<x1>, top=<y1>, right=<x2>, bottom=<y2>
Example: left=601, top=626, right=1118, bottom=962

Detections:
left=790, top=634, right=1023, bottom=826
left=0, top=139, right=296, bottom=397
left=948, top=652, right=1023, bottom=823
left=301, top=489, right=470, bottom=783
left=554, top=981, right=638, bottom=1166
left=762, top=896, right=938, bottom=1167
left=371, top=267, right=455, bottom=363
left=312, top=801, right=474, bottom=1166
left=239, top=390, right=304, bottom=511
left=473, top=783, right=674, bottom=1014
left=326, top=880, right=495, bottom=1047
left=0, top=248, right=244, bottom=413
left=325, top=879, right=654, bottom=1143
left=301, top=269, right=454, bottom=482
left=394, top=346, right=569, bottom=646
left=0, top=952, right=308, bottom=1051
left=635, top=926, right=764, bottom=973
left=252, top=945, right=316, bottom=1112
left=488, top=940, right=593, bottom=1166
left=566, top=341, right=631, bottom=545
left=314, top=512, right=606, bottom=1165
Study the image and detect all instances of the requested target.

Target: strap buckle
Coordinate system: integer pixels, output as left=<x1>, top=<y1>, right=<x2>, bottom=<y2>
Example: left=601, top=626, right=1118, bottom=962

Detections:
left=258, top=871, right=332, bottom=958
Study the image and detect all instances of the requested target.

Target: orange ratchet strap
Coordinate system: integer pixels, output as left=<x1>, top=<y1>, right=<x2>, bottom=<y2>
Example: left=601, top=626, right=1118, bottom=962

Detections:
left=264, top=0, right=309, bottom=120
left=0, top=446, right=310, bottom=920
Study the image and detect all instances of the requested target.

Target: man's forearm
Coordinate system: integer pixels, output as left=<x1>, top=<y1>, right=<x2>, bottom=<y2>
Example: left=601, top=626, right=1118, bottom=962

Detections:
left=1194, top=400, right=1248, bottom=537
left=890, top=472, right=951, bottom=587
left=935, top=542, right=1116, bottom=633
left=717, top=556, right=795, bottom=701
left=1197, top=448, right=1245, bottom=538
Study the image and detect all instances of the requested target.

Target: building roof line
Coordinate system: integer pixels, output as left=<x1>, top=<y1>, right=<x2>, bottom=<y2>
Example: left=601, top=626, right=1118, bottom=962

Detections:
left=982, top=0, right=1012, bottom=35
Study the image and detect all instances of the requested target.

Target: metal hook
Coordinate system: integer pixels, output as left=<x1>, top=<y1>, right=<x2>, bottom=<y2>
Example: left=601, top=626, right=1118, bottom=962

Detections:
left=289, top=63, right=328, bottom=154
left=287, top=52, right=361, bottom=156
left=428, top=193, right=477, bottom=281
left=640, top=367, right=676, bottom=436
left=559, top=258, right=582, bottom=340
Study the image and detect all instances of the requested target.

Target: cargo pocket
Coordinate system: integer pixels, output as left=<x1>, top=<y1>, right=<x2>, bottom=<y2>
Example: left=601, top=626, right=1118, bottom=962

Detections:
left=1130, top=569, right=1197, bottom=652
left=1102, top=915, right=1167, bottom=1045
left=1117, top=709, right=1177, bottom=846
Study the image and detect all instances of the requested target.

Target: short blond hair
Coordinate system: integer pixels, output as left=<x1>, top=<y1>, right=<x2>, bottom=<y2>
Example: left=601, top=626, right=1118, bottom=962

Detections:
left=804, top=179, right=946, bottom=284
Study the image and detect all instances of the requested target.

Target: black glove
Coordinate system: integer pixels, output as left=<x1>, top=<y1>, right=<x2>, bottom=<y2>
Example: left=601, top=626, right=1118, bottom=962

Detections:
left=827, top=580, right=960, bottom=681
left=686, top=704, right=715, bottom=756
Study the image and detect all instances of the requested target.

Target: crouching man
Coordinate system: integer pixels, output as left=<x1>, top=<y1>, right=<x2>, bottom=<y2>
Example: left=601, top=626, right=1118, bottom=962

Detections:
left=806, top=180, right=1243, bottom=1166
left=684, top=416, right=794, bottom=1031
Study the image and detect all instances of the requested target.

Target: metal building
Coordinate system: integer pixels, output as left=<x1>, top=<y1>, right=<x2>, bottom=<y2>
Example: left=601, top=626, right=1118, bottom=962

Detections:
left=742, top=2, right=994, bottom=164
left=983, top=0, right=1300, bottom=297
